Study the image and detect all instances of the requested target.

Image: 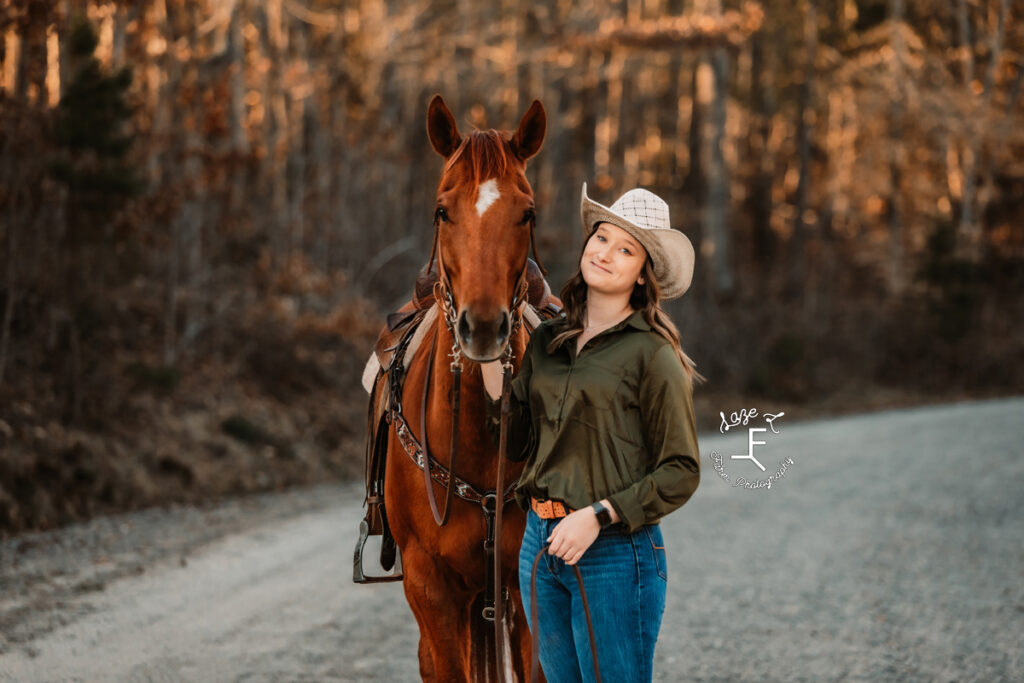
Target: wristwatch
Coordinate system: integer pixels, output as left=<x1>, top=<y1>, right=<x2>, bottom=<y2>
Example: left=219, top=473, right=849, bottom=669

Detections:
left=590, top=502, right=614, bottom=529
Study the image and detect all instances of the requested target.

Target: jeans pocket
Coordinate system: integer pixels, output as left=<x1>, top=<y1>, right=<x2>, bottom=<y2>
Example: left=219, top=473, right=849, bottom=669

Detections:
left=643, top=525, right=668, bottom=581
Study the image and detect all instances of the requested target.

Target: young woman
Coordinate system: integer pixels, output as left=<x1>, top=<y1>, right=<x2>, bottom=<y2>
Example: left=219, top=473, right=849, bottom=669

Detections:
left=481, top=183, right=703, bottom=683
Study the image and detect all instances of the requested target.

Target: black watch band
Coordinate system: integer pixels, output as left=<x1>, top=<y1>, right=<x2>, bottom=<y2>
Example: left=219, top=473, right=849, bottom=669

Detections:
left=591, top=502, right=613, bottom=528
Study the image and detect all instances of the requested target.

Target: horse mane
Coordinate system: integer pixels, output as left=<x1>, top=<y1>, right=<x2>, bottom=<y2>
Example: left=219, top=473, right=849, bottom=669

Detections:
left=442, top=129, right=518, bottom=187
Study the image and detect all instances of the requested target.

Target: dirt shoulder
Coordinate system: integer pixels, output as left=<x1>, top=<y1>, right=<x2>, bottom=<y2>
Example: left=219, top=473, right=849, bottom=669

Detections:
left=0, top=482, right=354, bottom=657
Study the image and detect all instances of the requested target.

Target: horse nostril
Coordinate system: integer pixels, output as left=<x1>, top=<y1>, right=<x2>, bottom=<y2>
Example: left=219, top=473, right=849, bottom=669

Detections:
left=458, top=310, right=472, bottom=343
left=497, top=314, right=510, bottom=345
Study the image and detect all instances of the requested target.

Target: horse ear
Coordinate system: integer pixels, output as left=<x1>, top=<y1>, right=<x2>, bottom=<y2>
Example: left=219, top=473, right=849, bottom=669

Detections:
left=427, top=95, right=462, bottom=158
left=510, top=99, right=546, bottom=161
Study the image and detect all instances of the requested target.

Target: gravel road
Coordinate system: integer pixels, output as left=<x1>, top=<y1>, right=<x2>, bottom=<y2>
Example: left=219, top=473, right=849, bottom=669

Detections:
left=1, top=396, right=1021, bottom=682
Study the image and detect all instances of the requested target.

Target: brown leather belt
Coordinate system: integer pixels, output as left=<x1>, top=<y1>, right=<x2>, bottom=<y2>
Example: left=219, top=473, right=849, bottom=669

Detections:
left=530, top=497, right=574, bottom=519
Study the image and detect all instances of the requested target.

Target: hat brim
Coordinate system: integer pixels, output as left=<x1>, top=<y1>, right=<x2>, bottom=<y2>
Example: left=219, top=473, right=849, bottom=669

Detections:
left=580, top=182, right=695, bottom=299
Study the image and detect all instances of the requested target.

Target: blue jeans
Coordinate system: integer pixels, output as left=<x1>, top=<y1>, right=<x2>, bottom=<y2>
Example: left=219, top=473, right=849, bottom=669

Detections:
left=518, top=508, right=668, bottom=683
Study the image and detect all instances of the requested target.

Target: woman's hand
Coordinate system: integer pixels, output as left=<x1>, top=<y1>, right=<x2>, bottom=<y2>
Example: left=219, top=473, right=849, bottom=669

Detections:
left=546, top=508, right=601, bottom=565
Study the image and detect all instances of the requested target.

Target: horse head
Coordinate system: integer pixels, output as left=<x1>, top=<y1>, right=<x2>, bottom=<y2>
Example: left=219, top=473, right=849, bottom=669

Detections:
left=426, top=95, right=546, bottom=362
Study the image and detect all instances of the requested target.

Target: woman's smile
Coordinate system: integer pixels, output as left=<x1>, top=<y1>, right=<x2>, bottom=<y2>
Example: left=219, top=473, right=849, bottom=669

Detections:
left=580, top=222, right=647, bottom=295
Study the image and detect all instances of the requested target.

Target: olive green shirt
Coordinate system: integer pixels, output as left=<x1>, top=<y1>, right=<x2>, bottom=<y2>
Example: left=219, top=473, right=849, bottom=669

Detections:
left=485, top=309, right=700, bottom=533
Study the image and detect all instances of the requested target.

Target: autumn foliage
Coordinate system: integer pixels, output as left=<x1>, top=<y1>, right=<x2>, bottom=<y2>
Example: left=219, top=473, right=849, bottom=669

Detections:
left=0, top=0, right=1021, bottom=534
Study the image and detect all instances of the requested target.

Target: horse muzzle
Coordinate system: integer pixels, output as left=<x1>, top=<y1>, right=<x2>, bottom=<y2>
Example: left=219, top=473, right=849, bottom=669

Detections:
left=455, top=308, right=512, bottom=362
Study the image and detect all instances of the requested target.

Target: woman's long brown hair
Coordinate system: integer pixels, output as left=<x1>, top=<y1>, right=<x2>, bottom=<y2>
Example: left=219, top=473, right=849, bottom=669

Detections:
left=548, top=231, right=706, bottom=385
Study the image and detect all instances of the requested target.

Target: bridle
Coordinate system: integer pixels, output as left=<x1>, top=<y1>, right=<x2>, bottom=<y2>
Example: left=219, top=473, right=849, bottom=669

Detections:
left=422, top=232, right=531, bottom=527
left=415, top=202, right=547, bottom=680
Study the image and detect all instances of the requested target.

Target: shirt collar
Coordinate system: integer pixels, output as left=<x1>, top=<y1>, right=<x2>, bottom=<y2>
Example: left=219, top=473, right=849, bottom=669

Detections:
left=623, top=308, right=651, bottom=331
left=596, top=308, right=651, bottom=333
left=553, top=307, right=651, bottom=335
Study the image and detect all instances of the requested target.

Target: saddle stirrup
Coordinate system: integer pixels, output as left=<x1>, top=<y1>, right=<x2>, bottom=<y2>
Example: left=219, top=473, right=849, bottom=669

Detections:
left=353, top=518, right=404, bottom=583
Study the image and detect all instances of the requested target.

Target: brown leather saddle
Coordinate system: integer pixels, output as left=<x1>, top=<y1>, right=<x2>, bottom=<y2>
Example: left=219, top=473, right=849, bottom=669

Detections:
left=354, top=259, right=562, bottom=583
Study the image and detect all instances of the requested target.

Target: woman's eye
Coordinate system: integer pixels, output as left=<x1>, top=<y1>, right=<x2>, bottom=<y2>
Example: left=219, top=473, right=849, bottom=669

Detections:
left=597, top=235, right=606, bottom=242
left=622, top=248, right=632, bottom=255
left=434, top=207, right=449, bottom=223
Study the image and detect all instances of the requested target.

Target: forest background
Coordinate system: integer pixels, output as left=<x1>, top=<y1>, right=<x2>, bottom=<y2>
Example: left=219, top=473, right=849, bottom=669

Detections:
left=1, top=0, right=1021, bottom=535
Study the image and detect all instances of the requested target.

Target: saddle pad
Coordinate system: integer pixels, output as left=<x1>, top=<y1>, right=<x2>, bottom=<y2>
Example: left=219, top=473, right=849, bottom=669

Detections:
left=361, top=305, right=438, bottom=394
left=361, top=354, right=381, bottom=395
left=522, top=304, right=541, bottom=330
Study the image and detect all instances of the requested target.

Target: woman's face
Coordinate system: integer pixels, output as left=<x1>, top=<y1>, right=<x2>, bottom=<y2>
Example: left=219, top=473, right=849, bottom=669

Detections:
left=580, top=222, right=648, bottom=297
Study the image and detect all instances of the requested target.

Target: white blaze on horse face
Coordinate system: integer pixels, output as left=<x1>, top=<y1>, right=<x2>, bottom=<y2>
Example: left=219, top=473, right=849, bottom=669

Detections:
left=475, top=179, right=500, bottom=217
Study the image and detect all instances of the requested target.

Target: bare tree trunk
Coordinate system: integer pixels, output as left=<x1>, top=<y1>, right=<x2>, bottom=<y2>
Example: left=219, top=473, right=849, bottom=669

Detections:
left=684, top=61, right=706, bottom=203
left=568, top=47, right=603, bottom=266
left=327, top=67, right=347, bottom=276
left=602, top=49, right=626, bottom=191
left=227, top=0, right=250, bottom=215
left=788, top=0, right=816, bottom=301
left=0, top=187, right=18, bottom=391
left=973, top=0, right=1008, bottom=264
left=515, top=0, right=534, bottom=117
left=179, top=132, right=206, bottom=355
left=19, top=2, right=49, bottom=107
left=309, top=82, right=330, bottom=273
left=748, top=27, right=776, bottom=282
left=288, top=22, right=312, bottom=261
left=942, top=131, right=959, bottom=228
left=886, top=0, right=906, bottom=295
left=57, top=0, right=84, bottom=99
left=264, top=0, right=289, bottom=266
left=707, top=44, right=733, bottom=298
left=592, top=48, right=612, bottom=192
left=2, top=23, right=20, bottom=95
left=822, top=83, right=855, bottom=296
left=111, top=1, right=129, bottom=68
left=1007, top=61, right=1024, bottom=113
left=546, top=69, right=576, bottom=265
left=154, top=0, right=181, bottom=366
left=287, top=95, right=306, bottom=261
left=606, top=49, right=627, bottom=190
left=956, top=0, right=1008, bottom=262
left=656, top=49, right=683, bottom=191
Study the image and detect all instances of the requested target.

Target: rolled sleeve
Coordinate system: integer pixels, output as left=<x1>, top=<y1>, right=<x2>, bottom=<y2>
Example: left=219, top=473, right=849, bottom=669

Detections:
left=607, top=343, right=700, bottom=533
left=484, top=343, right=536, bottom=463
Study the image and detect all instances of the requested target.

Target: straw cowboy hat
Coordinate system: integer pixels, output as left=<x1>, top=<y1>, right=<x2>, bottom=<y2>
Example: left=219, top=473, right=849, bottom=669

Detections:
left=580, top=182, right=695, bottom=300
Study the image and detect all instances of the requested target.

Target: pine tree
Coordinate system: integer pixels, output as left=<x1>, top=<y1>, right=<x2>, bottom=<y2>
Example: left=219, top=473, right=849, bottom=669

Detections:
left=46, top=14, right=145, bottom=425
left=48, top=13, right=143, bottom=244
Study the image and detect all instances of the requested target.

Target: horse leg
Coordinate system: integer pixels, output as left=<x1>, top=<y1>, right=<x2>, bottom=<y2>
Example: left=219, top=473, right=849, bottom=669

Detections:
left=417, top=637, right=436, bottom=683
left=401, top=544, right=476, bottom=682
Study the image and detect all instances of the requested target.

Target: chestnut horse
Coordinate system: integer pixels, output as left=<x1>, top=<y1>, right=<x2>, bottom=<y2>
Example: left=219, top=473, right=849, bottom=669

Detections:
left=384, top=96, right=547, bottom=681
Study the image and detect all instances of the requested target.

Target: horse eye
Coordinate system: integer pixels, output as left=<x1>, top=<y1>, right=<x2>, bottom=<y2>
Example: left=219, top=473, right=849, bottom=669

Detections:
left=521, top=209, right=535, bottom=225
left=434, top=207, right=449, bottom=223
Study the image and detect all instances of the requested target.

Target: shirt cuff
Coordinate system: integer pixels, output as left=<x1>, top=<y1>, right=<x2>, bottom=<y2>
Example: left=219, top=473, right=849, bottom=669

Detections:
left=606, top=487, right=647, bottom=534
